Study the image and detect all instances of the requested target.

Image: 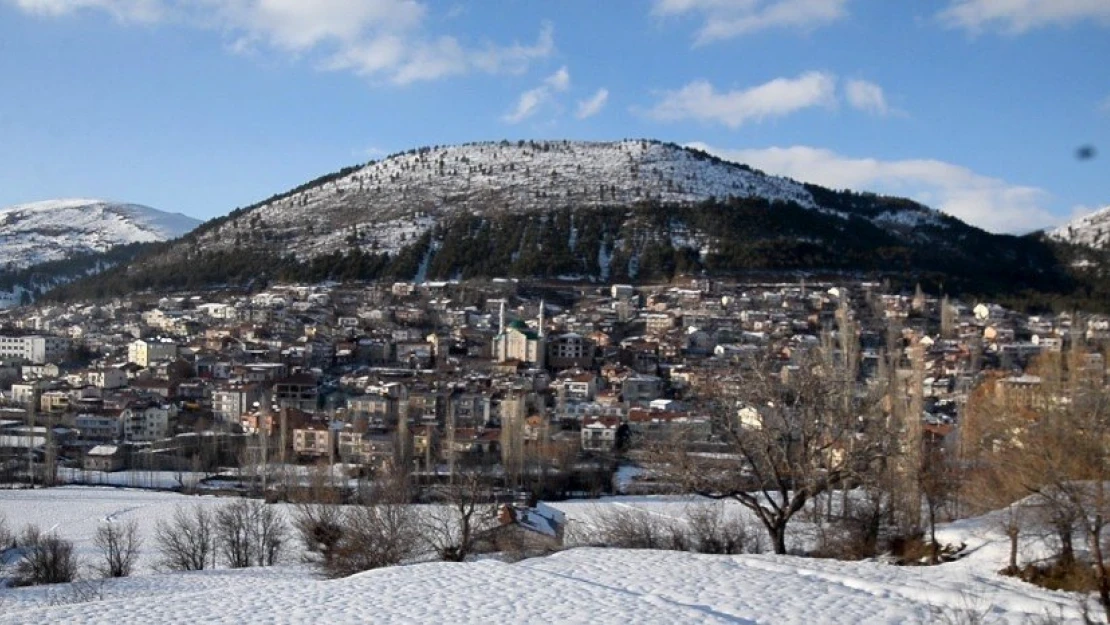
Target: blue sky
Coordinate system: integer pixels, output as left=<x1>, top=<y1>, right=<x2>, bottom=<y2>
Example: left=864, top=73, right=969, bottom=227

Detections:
left=1, top=0, right=1107, bottom=234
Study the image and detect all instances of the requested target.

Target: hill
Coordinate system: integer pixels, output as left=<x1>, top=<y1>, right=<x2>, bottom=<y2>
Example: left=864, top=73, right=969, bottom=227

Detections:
left=0, top=487, right=1090, bottom=624
left=0, top=199, right=200, bottom=305
left=41, top=141, right=1087, bottom=307
left=1051, top=206, right=1110, bottom=249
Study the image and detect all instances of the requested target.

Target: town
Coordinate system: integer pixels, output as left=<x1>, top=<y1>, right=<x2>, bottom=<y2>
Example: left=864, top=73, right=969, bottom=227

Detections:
left=0, top=277, right=1085, bottom=504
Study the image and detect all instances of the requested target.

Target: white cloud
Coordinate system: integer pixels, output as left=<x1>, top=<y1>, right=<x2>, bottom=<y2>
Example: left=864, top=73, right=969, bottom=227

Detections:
left=5, top=0, right=555, bottom=85
left=687, top=143, right=1060, bottom=233
left=940, top=0, right=1110, bottom=33
left=12, top=0, right=165, bottom=22
left=470, top=22, right=554, bottom=74
left=544, top=65, right=570, bottom=92
left=503, top=87, right=548, bottom=124
left=503, top=66, right=571, bottom=124
left=844, top=79, right=889, bottom=115
left=645, top=72, right=837, bottom=128
left=576, top=88, right=610, bottom=119
left=652, top=0, right=851, bottom=44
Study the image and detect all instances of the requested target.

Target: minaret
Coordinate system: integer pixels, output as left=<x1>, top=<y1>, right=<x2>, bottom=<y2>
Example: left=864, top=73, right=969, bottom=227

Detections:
left=538, top=299, right=546, bottom=338
left=499, top=300, right=506, bottom=335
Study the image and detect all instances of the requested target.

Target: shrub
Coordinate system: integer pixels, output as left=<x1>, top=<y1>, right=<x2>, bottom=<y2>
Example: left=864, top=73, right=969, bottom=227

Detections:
left=94, top=520, right=141, bottom=578
left=294, top=474, right=419, bottom=578
left=215, top=499, right=288, bottom=568
left=154, top=506, right=214, bottom=571
left=14, top=529, right=78, bottom=586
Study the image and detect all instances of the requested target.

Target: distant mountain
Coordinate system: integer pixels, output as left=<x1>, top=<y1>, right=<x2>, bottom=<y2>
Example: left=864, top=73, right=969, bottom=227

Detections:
left=143, top=139, right=949, bottom=261
left=0, top=199, right=199, bottom=269
left=42, top=140, right=1090, bottom=308
left=0, top=199, right=200, bottom=307
left=1050, top=206, right=1110, bottom=249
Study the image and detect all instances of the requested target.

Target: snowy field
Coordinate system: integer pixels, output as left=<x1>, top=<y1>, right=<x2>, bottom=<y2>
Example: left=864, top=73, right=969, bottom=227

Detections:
left=0, top=487, right=1094, bottom=624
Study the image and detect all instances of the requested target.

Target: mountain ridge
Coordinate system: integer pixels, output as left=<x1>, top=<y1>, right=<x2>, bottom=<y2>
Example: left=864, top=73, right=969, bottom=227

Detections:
left=0, top=198, right=200, bottom=269
left=38, top=139, right=1094, bottom=309
left=0, top=198, right=201, bottom=307
left=1051, top=205, right=1110, bottom=249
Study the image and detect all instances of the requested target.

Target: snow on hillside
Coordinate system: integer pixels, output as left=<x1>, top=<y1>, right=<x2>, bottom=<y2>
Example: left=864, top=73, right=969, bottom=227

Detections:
left=0, top=199, right=200, bottom=270
left=0, top=488, right=1094, bottom=623
left=0, top=547, right=1088, bottom=625
left=1052, top=205, right=1110, bottom=249
left=193, top=140, right=820, bottom=260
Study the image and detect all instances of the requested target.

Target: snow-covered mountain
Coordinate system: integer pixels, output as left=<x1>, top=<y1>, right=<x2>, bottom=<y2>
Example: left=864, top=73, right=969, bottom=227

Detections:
left=59, top=139, right=1072, bottom=297
left=0, top=198, right=200, bottom=270
left=185, top=139, right=940, bottom=261
left=1051, top=206, right=1110, bottom=249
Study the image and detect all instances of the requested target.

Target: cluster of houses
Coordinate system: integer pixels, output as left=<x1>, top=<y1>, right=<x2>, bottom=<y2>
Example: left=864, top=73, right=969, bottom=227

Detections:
left=0, top=278, right=1100, bottom=493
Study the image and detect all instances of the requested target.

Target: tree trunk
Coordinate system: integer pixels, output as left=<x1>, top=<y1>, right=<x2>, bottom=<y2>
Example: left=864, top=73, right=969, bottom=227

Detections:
left=1058, top=523, right=1075, bottom=567
left=929, top=504, right=939, bottom=565
left=1088, top=522, right=1110, bottom=624
left=771, top=522, right=788, bottom=555
left=1007, top=526, right=1019, bottom=573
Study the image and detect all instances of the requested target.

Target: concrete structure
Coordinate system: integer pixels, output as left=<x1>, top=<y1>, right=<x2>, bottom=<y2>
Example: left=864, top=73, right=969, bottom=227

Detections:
left=127, top=338, right=178, bottom=367
left=0, top=335, right=70, bottom=364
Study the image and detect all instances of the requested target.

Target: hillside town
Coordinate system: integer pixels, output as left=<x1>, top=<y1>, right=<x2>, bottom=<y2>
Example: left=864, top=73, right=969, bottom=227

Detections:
left=0, top=278, right=1093, bottom=500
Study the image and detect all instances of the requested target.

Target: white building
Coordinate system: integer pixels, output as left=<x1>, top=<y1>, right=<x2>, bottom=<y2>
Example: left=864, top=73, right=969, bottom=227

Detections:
left=492, top=301, right=546, bottom=368
left=0, top=335, right=70, bottom=364
left=122, top=404, right=175, bottom=442
left=87, top=368, right=128, bottom=390
left=581, top=417, right=619, bottom=451
left=75, top=413, right=123, bottom=443
left=127, top=338, right=178, bottom=367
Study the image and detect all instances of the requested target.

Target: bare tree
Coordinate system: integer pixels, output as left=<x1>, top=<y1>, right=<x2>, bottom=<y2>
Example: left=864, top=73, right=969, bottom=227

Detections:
left=14, top=528, right=78, bottom=586
left=215, top=498, right=288, bottom=568
left=969, top=339, right=1110, bottom=621
left=587, top=502, right=754, bottom=554
left=155, top=505, right=215, bottom=571
left=919, top=445, right=958, bottom=564
left=94, top=519, right=141, bottom=578
left=296, top=468, right=420, bottom=577
left=660, top=348, right=886, bottom=555
left=421, top=468, right=497, bottom=561
left=293, top=501, right=346, bottom=568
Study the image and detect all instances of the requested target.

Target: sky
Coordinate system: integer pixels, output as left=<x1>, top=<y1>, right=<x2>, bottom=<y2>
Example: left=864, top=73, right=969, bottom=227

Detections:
left=0, top=0, right=1107, bottom=234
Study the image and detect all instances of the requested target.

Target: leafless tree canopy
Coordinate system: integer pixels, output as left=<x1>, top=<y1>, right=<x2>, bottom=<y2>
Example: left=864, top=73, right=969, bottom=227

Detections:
left=963, top=341, right=1110, bottom=621
left=155, top=506, right=215, bottom=572
left=215, top=499, right=289, bottom=568
left=294, top=470, right=420, bottom=578
left=94, top=519, right=141, bottom=578
left=421, top=469, right=498, bottom=562
left=660, top=347, right=887, bottom=555
left=587, top=502, right=756, bottom=555
left=14, top=527, right=78, bottom=586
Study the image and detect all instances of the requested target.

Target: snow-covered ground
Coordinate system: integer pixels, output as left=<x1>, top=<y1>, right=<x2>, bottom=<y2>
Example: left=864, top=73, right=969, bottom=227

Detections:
left=0, top=487, right=1094, bottom=623
left=0, top=199, right=200, bottom=269
left=1052, top=205, right=1110, bottom=249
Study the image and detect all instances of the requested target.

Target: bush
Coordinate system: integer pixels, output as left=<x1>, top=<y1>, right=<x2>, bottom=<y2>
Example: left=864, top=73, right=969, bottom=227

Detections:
left=94, top=520, right=141, bottom=578
left=685, top=503, right=751, bottom=555
left=293, top=502, right=345, bottom=565
left=592, top=507, right=690, bottom=551
left=589, top=504, right=757, bottom=554
left=14, top=528, right=78, bottom=586
left=155, top=506, right=214, bottom=571
left=215, top=499, right=288, bottom=568
left=294, top=474, right=419, bottom=578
